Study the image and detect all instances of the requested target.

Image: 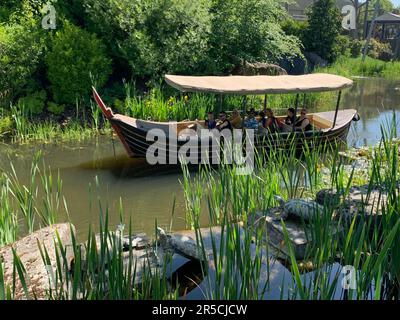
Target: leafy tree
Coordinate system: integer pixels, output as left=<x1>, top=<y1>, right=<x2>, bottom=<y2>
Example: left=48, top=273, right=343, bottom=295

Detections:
left=303, top=0, right=342, bottom=63
left=206, top=0, right=302, bottom=73
left=84, top=0, right=302, bottom=77
left=84, top=0, right=211, bottom=79
left=46, top=22, right=112, bottom=105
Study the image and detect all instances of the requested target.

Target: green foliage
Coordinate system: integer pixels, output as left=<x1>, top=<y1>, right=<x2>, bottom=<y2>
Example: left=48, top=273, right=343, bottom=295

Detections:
left=18, top=90, right=47, bottom=115
left=318, top=56, right=400, bottom=80
left=332, top=35, right=351, bottom=58
left=281, top=19, right=308, bottom=43
left=85, top=0, right=211, bottom=78
left=303, top=0, right=342, bottom=63
left=85, top=0, right=302, bottom=77
left=206, top=0, right=302, bottom=73
left=0, top=116, right=13, bottom=135
left=47, top=102, right=65, bottom=115
left=46, top=22, right=112, bottom=105
left=0, top=17, right=44, bottom=106
left=350, top=39, right=364, bottom=58
left=367, top=38, right=393, bottom=62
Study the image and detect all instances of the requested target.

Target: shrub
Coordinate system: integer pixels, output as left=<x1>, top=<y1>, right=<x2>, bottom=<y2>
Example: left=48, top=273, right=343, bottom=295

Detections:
left=18, top=90, right=47, bottom=115
left=47, top=102, right=65, bottom=115
left=332, top=35, right=351, bottom=58
left=350, top=39, right=364, bottom=58
left=0, top=115, right=13, bottom=134
left=367, top=38, right=393, bottom=61
left=281, top=19, right=308, bottom=43
left=0, top=19, right=44, bottom=107
left=46, top=22, right=112, bottom=106
left=303, top=0, right=342, bottom=63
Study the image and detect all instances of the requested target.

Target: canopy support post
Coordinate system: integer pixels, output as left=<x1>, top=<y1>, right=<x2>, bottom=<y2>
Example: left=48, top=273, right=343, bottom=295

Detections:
left=263, top=95, right=267, bottom=113
left=218, top=94, right=223, bottom=113
left=292, top=93, right=300, bottom=132
left=243, top=96, right=247, bottom=112
left=332, top=91, right=342, bottom=129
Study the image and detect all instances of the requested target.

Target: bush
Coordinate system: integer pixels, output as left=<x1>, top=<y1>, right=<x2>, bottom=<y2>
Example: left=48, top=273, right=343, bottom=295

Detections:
left=350, top=39, right=364, bottom=58
left=18, top=90, right=47, bottom=115
left=47, top=102, right=65, bottom=115
left=332, top=35, right=351, bottom=58
left=0, top=20, right=44, bottom=106
left=0, top=115, right=13, bottom=134
left=46, top=22, right=112, bottom=106
left=367, top=39, right=393, bottom=61
left=281, top=19, right=308, bottom=43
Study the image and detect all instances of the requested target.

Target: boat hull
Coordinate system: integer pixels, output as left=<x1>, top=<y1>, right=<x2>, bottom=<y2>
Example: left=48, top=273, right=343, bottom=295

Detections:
left=109, top=111, right=355, bottom=164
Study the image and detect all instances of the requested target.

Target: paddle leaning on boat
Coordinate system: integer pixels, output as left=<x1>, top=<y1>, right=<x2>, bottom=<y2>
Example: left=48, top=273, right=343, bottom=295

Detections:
left=93, top=73, right=360, bottom=166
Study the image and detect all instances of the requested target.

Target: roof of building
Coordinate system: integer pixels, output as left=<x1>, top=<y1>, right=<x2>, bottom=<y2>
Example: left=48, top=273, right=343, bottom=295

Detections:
left=374, top=12, right=400, bottom=23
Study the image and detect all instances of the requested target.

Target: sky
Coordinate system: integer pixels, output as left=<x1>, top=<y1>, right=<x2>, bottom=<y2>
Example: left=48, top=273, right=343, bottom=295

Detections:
left=391, top=0, right=400, bottom=7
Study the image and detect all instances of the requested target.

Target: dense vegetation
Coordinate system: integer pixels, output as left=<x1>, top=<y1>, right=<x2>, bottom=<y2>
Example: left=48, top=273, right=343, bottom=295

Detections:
left=0, top=0, right=301, bottom=112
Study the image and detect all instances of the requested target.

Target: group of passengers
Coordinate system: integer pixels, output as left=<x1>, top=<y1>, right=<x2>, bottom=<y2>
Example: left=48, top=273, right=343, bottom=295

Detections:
left=204, top=107, right=312, bottom=133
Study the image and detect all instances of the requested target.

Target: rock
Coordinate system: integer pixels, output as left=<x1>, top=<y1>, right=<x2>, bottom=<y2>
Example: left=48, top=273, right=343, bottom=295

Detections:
left=304, top=52, right=328, bottom=69
left=274, top=196, right=324, bottom=222
left=233, top=60, right=288, bottom=76
left=0, top=224, right=75, bottom=300
left=250, top=211, right=341, bottom=260
left=157, top=228, right=204, bottom=261
left=316, top=185, right=393, bottom=220
left=83, top=231, right=163, bottom=286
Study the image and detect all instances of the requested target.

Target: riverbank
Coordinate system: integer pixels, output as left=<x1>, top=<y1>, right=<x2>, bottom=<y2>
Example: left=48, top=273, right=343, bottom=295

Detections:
left=318, top=56, right=400, bottom=81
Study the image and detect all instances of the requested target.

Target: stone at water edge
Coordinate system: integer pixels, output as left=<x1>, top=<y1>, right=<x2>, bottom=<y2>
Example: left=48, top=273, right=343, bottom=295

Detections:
left=0, top=224, right=75, bottom=300
left=274, top=196, right=324, bottom=222
left=157, top=228, right=204, bottom=262
left=316, top=185, right=391, bottom=219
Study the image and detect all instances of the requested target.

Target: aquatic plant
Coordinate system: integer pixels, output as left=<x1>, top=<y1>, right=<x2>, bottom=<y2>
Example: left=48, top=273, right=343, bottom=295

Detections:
left=318, top=56, right=400, bottom=81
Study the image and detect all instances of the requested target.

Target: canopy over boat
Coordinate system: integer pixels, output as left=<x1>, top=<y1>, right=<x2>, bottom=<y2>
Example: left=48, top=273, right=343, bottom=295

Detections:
left=165, top=73, right=353, bottom=95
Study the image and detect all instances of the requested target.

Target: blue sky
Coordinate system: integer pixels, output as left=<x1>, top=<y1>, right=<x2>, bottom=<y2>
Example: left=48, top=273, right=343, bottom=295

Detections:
left=390, top=0, right=400, bottom=7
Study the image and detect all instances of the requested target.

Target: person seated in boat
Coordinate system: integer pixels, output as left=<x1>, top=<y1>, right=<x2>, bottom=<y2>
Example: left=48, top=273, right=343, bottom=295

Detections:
left=264, top=108, right=283, bottom=133
left=205, top=112, right=217, bottom=130
left=229, top=109, right=243, bottom=129
left=295, top=108, right=312, bottom=131
left=285, top=108, right=296, bottom=126
left=216, top=111, right=232, bottom=131
left=244, top=109, right=259, bottom=130
left=258, top=111, right=267, bottom=128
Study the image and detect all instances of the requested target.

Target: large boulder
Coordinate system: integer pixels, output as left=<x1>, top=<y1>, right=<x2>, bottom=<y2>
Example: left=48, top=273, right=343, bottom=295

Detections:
left=232, top=60, right=288, bottom=76
left=0, top=224, right=75, bottom=300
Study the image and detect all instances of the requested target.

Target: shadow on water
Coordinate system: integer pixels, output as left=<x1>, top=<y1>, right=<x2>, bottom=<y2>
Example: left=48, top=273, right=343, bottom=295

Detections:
left=78, top=155, right=185, bottom=178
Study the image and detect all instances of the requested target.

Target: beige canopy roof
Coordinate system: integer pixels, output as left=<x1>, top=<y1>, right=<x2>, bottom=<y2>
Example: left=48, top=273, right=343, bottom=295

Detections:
left=165, top=73, right=353, bottom=94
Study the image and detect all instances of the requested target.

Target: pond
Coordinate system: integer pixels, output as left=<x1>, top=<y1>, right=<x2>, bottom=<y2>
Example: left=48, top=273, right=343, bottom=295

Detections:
left=1, top=78, right=399, bottom=239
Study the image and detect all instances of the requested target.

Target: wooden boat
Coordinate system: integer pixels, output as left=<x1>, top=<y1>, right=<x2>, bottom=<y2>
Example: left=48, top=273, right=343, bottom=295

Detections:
left=93, top=73, right=359, bottom=162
